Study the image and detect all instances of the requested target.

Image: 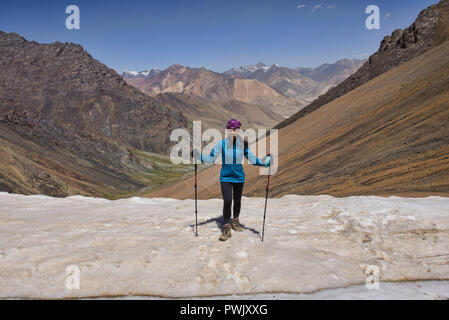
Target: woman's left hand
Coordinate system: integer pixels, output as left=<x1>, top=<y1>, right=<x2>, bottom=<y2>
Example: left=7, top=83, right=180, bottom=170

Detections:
left=264, top=155, right=271, bottom=167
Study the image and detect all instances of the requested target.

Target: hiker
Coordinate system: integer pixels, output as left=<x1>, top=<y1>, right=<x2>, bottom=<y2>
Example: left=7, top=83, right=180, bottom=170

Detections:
left=192, top=119, right=271, bottom=241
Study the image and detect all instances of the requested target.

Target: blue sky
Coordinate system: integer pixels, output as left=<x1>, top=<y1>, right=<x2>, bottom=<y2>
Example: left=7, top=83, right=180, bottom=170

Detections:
left=0, top=0, right=438, bottom=73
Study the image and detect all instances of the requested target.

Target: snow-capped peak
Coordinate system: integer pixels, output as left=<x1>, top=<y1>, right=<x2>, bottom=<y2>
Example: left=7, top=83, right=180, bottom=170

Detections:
left=225, top=62, right=281, bottom=75
left=121, top=68, right=161, bottom=79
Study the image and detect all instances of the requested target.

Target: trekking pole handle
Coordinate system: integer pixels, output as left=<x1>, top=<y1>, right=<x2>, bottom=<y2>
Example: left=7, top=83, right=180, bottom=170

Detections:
left=265, top=154, right=271, bottom=190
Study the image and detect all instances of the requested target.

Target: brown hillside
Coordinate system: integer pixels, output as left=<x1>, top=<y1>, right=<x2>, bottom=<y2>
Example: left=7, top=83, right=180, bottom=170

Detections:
left=153, top=92, right=284, bottom=131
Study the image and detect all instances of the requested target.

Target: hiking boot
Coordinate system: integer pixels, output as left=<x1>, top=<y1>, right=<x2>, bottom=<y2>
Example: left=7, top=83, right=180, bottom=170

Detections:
left=231, top=218, right=244, bottom=232
left=219, top=225, right=232, bottom=241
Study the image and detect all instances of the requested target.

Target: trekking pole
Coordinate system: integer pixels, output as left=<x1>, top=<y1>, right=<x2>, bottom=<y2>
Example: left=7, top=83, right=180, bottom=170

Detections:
left=261, top=154, right=271, bottom=242
left=194, top=161, right=198, bottom=236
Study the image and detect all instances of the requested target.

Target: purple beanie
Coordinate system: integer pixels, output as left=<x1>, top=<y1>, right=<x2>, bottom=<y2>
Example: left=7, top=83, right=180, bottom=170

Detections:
left=226, top=119, right=241, bottom=129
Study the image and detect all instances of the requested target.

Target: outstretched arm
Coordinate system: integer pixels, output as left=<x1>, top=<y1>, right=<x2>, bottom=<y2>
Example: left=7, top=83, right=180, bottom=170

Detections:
left=244, top=144, right=268, bottom=167
left=194, top=141, right=222, bottom=165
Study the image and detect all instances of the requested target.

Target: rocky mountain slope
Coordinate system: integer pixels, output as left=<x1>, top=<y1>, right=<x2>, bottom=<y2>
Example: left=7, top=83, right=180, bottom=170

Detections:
left=0, top=31, right=190, bottom=197
left=147, top=0, right=449, bottom=199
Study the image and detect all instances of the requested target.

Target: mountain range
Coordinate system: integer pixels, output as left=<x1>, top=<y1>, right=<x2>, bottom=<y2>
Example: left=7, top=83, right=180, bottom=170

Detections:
left=122, top=59, right=365, bottom=118
left=123, top=64, right=303, bottom=119
left=224, top=59, right=365, bottom=105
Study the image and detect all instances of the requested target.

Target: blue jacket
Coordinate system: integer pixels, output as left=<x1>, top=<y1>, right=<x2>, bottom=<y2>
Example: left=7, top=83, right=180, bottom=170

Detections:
left=200, top=137, right=265, bottom=183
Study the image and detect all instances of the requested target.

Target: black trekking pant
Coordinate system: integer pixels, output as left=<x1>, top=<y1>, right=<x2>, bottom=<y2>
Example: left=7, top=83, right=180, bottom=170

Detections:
left=220, top=182, right=244, bottom=225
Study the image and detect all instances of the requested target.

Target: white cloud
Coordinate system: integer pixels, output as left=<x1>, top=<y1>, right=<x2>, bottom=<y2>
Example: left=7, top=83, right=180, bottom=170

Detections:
left=356, top=53, right=369, bottom=59
left=312, top=4, right=322, bottom=13
left=298, top=3, right=335, bottom=13
left=384, top=12, right=390, bottom=20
